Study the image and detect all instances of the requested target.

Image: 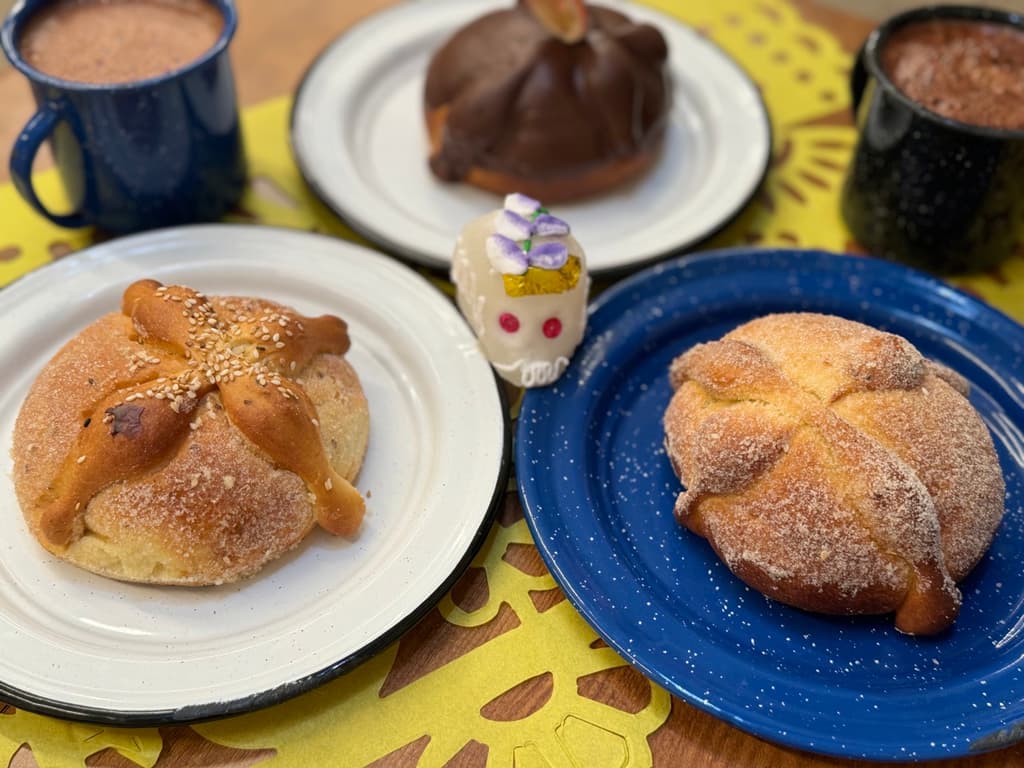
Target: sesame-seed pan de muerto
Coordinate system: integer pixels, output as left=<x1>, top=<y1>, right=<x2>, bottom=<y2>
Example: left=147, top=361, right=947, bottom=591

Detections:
left=663, top=313, right=1005, bottom=636
left=12, top=279, right=369, bottom=586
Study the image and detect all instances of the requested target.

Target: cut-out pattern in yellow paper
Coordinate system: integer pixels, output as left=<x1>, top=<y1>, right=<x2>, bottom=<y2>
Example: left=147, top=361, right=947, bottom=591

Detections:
left=3, top=2, right=1024, bottom=767
left=710, top=125, right=857, bottom=251
left=648, top=0, right=1024, bottom=320
left=0, top=709, right=160, bottom=768
left=647, top=0, right=852, bottom=128
left=196, top=512, right=671, bottom=768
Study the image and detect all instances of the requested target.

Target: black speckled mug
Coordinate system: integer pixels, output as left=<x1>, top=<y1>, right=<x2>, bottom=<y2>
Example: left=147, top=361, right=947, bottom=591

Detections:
left=840, top=5, right=1024, bottom=274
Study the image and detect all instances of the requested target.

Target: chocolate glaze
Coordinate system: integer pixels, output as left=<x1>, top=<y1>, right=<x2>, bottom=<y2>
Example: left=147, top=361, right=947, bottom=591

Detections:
left=425, top=2, right=669, bottom=183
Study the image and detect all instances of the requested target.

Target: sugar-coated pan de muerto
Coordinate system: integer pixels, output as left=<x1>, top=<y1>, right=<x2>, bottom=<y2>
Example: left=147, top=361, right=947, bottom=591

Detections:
left=663, top=313, right=1005, bottom=635
left=12, top=279, right=369, bottom=586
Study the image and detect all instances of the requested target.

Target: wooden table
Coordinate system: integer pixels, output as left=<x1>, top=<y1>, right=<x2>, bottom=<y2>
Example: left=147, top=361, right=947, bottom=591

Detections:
left=0, top=0, right=870, bottom=174
left=2, top=2, right=1024, bottom=767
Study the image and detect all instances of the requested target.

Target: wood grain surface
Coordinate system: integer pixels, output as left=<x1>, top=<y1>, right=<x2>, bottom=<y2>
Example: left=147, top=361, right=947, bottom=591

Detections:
left=2, top=1, right=1024, bottom=767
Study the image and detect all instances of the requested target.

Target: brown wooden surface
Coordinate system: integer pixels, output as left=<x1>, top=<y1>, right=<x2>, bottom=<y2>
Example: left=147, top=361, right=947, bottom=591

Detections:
left=3, top=1, right=1024, bottom=767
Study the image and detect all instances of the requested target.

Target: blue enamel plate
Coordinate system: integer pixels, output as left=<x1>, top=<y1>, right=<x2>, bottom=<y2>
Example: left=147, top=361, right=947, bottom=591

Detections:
left=517, top=248, right=1024, bottom=761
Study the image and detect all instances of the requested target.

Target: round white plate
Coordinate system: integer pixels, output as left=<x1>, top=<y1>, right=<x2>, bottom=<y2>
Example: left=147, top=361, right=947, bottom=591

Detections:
left=290, top=0, right=771, bottom=275
left=0, top=225, right=510, bottom=724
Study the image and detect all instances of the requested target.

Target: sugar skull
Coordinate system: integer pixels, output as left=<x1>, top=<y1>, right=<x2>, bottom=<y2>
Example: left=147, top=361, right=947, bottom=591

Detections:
left=451, top=194, right=590, bottom=388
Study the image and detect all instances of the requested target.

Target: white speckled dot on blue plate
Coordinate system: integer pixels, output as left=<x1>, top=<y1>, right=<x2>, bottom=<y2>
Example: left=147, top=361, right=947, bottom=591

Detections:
left=517, top=248, right=1024, bottom=762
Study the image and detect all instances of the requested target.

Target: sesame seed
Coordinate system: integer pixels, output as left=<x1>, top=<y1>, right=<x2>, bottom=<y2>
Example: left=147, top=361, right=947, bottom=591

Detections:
left=76, top=455, right=87, bottom=464
left=324, top=478, right=333, bottom=491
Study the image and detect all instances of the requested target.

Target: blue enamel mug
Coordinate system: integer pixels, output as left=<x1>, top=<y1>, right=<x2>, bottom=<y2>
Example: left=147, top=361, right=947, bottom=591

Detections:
left=1, top=0, right=247, bottom=234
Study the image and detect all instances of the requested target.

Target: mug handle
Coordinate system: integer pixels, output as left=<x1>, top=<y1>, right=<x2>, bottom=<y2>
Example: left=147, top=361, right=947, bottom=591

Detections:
left=849, top=41, right=869, bottom=119
left=9, top=101, right=88, bottom=229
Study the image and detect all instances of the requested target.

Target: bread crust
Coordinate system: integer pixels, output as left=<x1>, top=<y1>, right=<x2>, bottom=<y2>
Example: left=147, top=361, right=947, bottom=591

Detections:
left=663, top=313, right=1005, bottom=635
left=12, top=281, right=369, bottom=586
left=426, top=106, right=663, bottom=203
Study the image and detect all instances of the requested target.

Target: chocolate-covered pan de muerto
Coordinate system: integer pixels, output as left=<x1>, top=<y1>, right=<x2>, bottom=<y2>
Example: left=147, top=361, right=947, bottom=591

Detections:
left=424, top=0, right=670, bottom=202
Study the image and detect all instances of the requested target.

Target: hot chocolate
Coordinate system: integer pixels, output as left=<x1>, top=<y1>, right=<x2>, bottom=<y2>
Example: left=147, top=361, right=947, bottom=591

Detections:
left=18, top=0, right=223, bottom=85
left=882, top=19, right=1024, bottom=131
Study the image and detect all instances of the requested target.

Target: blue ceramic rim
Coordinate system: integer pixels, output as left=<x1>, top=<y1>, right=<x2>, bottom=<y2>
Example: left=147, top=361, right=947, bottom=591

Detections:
left=0, top=0, right=238, bottom=92
left=862, top=4, right=1024, bottom=139
left=0, top=223, right=514, bottom=726
left=517, top=246, right=1024, bottom=761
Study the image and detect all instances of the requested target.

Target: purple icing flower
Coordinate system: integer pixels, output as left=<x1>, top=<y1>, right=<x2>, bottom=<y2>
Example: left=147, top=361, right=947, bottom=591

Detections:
left=495, top=209, right=534, bottom=241
left=532, top=213, right=570, bottom=237
left=504, top=193, right=542, bottom=218
left=486, top=234, right=530, bottom=275
left=487, top=194, right=572, bottom=275
left=486, top=236, right=569, bottom=274
left=528, top=242, right=569, bottom=269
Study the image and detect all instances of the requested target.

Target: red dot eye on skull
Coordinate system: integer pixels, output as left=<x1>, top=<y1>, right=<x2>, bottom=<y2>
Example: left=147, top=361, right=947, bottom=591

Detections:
left=543, top=317, right=562, bottom=338
left=499, top=312, right=520, bottom=333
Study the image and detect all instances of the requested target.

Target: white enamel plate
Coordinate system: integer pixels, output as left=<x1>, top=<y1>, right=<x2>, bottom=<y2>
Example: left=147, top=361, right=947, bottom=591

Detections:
left=290, top=0, right=771, bottom=275
left=0, top=225, right=509, bottom=724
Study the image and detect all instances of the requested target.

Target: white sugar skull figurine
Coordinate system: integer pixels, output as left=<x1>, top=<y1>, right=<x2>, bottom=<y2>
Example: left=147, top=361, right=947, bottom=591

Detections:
left=451, top=193, right=590, bottom=387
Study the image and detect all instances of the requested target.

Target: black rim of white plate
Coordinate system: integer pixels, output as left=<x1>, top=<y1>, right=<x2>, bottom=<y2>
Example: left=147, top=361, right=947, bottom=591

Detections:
left=0, top=226, right=514, bottom=726
left=288, top=1, right=774, bottom=278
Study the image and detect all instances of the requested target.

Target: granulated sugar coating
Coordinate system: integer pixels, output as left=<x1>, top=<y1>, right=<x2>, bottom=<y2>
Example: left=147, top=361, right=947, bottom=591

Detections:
left=516, top=249, right=1024, bottom=758
left=11, top=280, right=370, bottom=586
left=664, top=312, right=1005, bottom=636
